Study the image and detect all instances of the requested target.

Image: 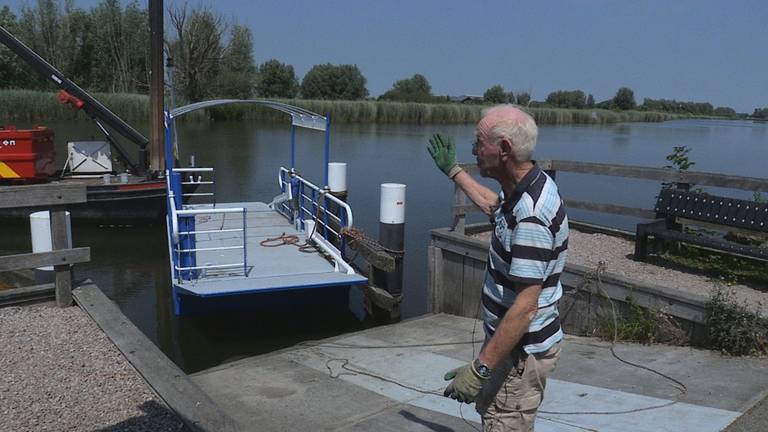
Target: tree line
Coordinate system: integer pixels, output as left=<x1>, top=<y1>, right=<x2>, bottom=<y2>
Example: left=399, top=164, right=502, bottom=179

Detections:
left=0, top=1, right=762, bottom=117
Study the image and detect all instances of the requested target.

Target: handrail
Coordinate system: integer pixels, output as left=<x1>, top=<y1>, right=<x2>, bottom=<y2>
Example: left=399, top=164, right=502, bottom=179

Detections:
left=452, top=159, right=768, bottom=234
left=172, top=167, right=216, bottom=207
left=171, top=206, right=248, bottom=282
left=278, top=167, right=354, bottom=227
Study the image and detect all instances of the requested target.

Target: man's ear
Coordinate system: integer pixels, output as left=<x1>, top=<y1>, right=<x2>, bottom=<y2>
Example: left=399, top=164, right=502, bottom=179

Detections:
left=499, top=138, right=513, bottom=158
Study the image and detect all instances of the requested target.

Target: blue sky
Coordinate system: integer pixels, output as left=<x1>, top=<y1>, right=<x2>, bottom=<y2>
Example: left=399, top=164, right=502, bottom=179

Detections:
left=6, top=0, right=767, bottom=112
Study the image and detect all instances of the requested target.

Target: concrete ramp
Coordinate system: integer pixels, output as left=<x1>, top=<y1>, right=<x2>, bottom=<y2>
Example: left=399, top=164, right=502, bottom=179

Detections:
left=190, top=314, right=768, bottom=431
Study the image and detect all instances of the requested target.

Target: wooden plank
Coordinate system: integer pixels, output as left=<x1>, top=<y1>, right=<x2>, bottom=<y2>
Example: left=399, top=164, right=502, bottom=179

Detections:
left=343, top=232, right=395, bottom=272
left=564, top=199, right=656, bottom=219
left=460, top=256, right=485, bottom=319
left=0, top=283, right=55, bottom=307
left=72, top=283, right=239, bottom=432
left=441, top=250, right=465, bottom=316
left=430, top=236, right=488, bottom=262
left=0, top=247, right=90, bottom=272
left=0, top=183, right=87, bottom=209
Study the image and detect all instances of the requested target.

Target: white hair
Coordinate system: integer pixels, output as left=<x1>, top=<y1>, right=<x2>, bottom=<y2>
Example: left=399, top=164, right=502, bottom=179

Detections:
left=481, top=104, right=538, bottom=162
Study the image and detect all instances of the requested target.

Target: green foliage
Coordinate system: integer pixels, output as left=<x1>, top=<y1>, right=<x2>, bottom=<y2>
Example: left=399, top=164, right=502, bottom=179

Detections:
left=255, top=59, right=298, bottom=98
left=217, top=25, right=256, bottom=99
left=586, top=94, right=595, bottom=108
left=662, top=145, right=696, bottom=190
left=300, top=63, right=368, bottom=100
left=753, top=107, right=768, bottom=119
left=596, top=297, right=683, bottom=345
left=713, top=106, right=737, bottom=117
left=0, top=89, right=684, bottom=125
left=665, top=145, right=696, bottom=171
left=641, top=98, right=716, bottom=116
left=612, top=87, right=636, bottom=110
left=379, top=73, right=433, bottom=103
left=706, top=286, right=768, bottom=356
left=515, top=91, right=531, bottom=106
left=483, top=84, right=509, bottom=104
left=660, top=245, right=768, bottom=287
left=168, top=4, right=226, bottom=102
left=545, top=89, right=587, bottom=109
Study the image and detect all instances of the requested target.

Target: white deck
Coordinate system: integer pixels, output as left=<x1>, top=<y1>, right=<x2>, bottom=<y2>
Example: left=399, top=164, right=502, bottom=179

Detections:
left=174, top=202, right=367, bottom=296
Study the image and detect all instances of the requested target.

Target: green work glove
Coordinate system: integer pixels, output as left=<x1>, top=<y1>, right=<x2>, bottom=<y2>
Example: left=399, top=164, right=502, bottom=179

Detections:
left=443, top=361, right=488, bottom=403
left=428, top=134, right=463, bottom=178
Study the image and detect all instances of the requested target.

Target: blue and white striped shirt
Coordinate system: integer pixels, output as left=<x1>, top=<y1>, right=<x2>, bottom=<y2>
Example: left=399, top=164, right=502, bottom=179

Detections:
left=481, top=162, right=569, bottom=354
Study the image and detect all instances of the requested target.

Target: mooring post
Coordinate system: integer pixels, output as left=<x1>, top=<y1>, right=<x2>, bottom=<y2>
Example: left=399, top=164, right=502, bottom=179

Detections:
left=327, top=162, right=348, bottom=250
left=374, top=183, right=406, bottom=319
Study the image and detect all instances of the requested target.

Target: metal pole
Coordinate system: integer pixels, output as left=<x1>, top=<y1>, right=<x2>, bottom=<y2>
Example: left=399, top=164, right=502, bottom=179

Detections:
left=324, top=115, right=331, bottom=186
left=290, top=124, right=296, bottom=168
left=149, top=0, right=164, bottom=173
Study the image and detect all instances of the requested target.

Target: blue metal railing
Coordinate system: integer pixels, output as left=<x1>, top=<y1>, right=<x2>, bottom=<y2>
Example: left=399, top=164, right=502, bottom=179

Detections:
left=277, top=167, right=351, bottom=256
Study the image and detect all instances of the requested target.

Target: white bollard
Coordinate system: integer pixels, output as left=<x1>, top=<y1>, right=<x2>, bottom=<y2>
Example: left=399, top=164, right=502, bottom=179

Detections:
left=328, top=162, right=347, bottom=193
left=30, top=211, right=72, bottom=284
left=377, top=183, right=406, bottom=304
left=379, top=183, right=406, bottom=224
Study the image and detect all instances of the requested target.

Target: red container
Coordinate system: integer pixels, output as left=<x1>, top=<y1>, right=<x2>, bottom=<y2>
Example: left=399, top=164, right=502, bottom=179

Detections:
left=0, top=125, right=56, bottom=182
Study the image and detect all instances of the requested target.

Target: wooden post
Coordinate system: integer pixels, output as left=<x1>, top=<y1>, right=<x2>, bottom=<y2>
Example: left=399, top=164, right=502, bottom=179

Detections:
left=149, top=0, right=165, bottom=172
left=452, top=183, right=466, bottom=235
left=50, top=207, right=72, bottom=307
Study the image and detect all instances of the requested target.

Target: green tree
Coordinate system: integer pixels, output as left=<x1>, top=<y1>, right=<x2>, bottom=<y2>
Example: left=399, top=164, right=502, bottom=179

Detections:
left=515, top=91, right=531, bottom=106
left=217, top=25, right=256, bottom=99
left=751, top=107, right=768, bottom=119
left=587, top=94, right=595, bottom=108
left=545, top=89, right=586, bottom=109
left=483, top=84, right=507, bottom=104
left=255, top=59, right=298, bottom=98
left=713, top=106, right=736, bottom=117
left=300, top=63, right=368, bottom=100
left=379, top=73, right=432, bottom=102
left=90, top=0, right=149, bottom=93
left=612, top=87, right=636, bottom=110
left=168, top=3, right=227, bottom=102
left=0, top=6, right=28, bottom=88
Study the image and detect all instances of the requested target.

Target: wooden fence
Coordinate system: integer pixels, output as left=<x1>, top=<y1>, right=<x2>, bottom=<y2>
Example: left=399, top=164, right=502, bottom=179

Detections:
left=0, top=184, right=91, bottom=307
left=452, top=160, right=768, bottom=234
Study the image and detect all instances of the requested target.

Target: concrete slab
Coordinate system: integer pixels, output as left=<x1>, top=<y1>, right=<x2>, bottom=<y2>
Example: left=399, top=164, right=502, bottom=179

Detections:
left=189, top=314, right=768, bottom=431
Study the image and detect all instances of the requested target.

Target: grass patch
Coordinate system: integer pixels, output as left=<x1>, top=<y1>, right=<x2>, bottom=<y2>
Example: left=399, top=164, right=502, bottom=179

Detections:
left=659, top=244, right=768, bottom=288
left=706, top=286, right=768, bottom=356
left=595, top=296, right=685, bottom=345
left=1, top=89, right=685, bottom=125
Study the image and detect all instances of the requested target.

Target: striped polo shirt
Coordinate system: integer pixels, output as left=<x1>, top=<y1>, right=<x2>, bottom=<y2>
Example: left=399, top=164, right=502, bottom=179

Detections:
left=481, top=162, right=569, bottom=354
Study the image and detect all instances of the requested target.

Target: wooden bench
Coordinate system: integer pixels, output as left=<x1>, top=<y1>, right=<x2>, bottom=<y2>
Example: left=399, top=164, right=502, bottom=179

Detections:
left=634, top=189, right=768, bottom=261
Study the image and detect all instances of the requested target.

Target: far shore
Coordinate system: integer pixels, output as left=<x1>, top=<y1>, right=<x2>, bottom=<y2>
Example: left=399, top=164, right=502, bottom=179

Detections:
left=0, top=89, right=742, bottom=126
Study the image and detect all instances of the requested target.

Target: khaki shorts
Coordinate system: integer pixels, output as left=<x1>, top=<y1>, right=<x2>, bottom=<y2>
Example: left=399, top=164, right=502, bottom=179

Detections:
left=475, top=342, right=562, bottom=432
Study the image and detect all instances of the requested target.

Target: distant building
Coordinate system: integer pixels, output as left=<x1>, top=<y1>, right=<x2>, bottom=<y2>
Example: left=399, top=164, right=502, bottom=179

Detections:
left=447, top=95, right=484, bottom=104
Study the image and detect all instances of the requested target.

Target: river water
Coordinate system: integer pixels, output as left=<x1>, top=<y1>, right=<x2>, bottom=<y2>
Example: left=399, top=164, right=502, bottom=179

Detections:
left=3, top=119, right=766, bottom=372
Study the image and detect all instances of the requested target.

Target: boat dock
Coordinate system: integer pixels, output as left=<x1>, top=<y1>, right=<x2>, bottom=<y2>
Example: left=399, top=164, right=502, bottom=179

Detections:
left=74, top=282, right=768, bottom=432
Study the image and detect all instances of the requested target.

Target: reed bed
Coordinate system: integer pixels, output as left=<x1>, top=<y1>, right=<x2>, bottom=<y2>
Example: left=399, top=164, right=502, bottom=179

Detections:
left=0, top=89, right=683, bottom=125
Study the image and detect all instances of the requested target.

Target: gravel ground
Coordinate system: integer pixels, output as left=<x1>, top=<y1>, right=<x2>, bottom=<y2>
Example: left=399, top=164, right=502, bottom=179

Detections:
left=474, top=229, right=768, bottom=309
left=0, top=303, right=186, bottom=432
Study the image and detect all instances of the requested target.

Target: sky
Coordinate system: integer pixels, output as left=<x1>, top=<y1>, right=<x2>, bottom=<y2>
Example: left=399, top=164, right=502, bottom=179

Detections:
left=5, top=0, right=768, bottom=113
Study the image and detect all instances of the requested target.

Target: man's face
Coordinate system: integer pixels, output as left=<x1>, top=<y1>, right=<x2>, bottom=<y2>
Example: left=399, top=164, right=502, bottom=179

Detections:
left=472, top=131, right=502, bottom=180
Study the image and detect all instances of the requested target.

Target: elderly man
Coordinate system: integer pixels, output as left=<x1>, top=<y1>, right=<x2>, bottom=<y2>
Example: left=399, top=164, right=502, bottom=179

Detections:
left=427, top=105, right=568, bottom=431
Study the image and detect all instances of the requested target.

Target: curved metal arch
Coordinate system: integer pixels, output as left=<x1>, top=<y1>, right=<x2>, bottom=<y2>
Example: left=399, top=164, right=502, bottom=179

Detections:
left=169, top=99, right=327, bottom=131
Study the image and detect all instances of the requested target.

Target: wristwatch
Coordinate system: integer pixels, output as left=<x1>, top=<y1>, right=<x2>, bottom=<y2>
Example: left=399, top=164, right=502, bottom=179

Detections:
left=473, top=358, right=492, bottom=379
